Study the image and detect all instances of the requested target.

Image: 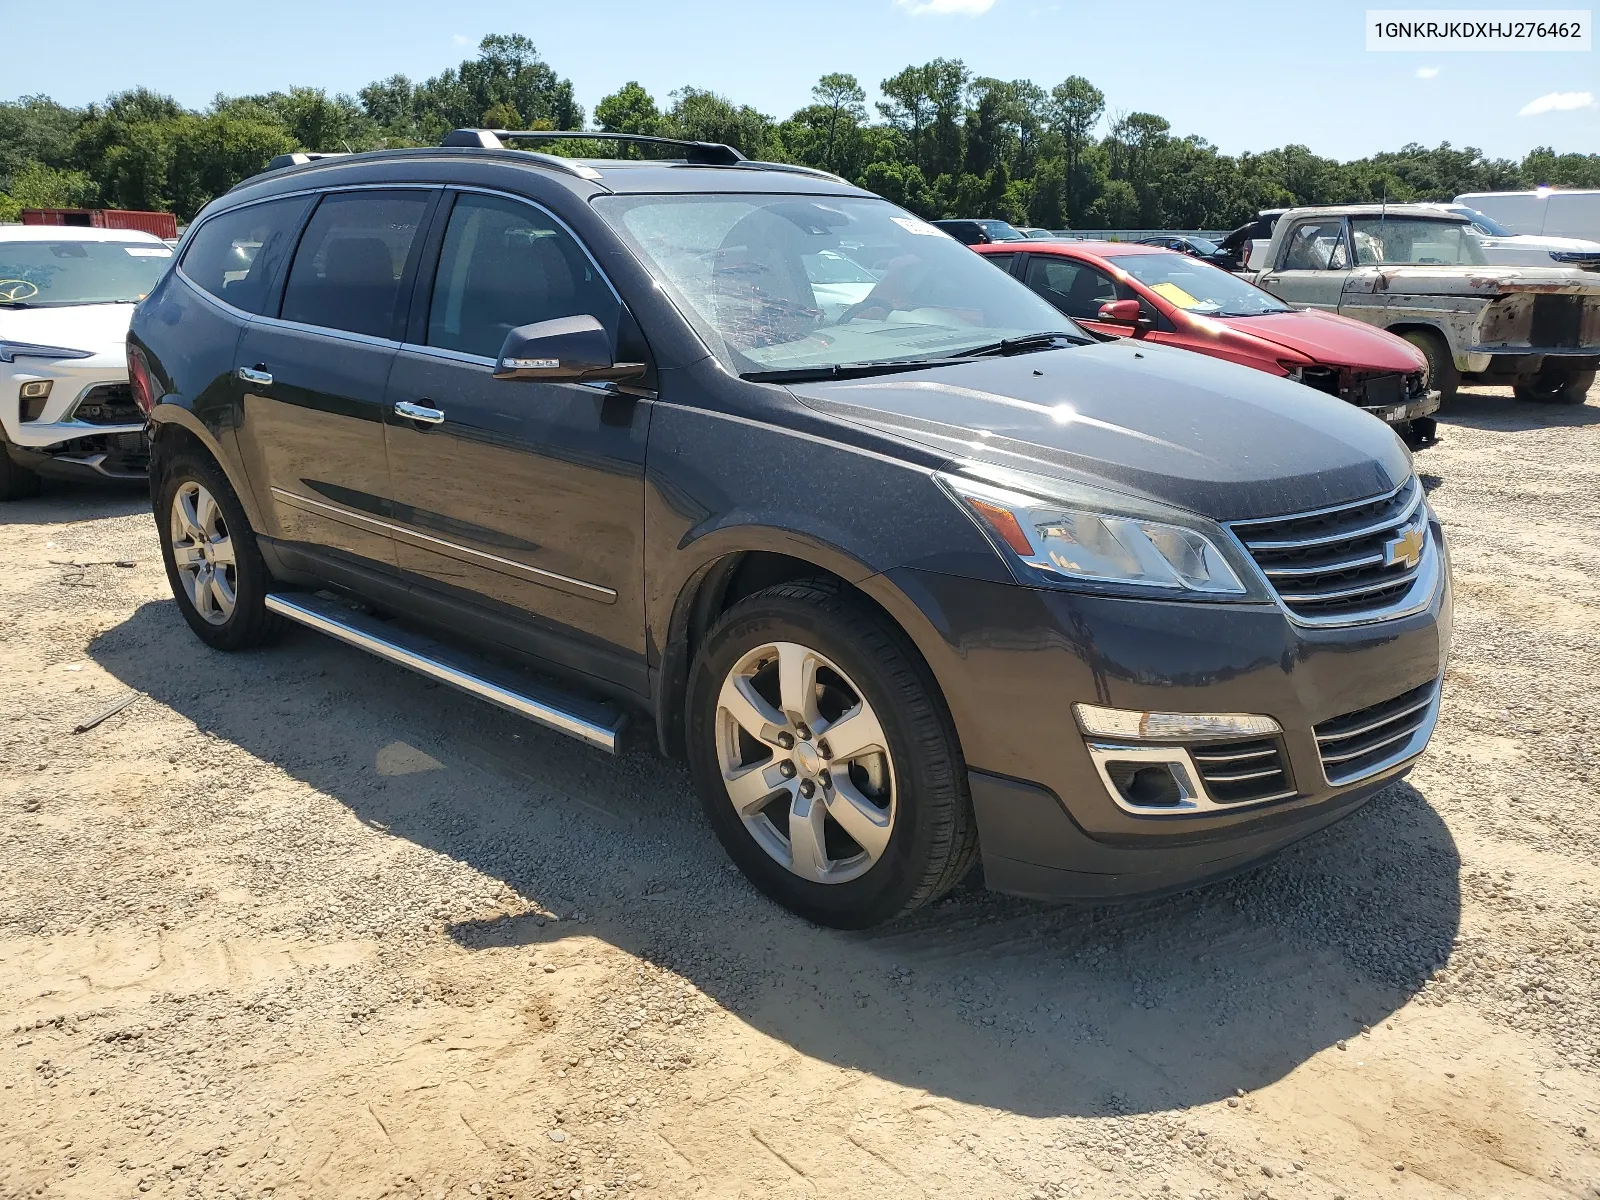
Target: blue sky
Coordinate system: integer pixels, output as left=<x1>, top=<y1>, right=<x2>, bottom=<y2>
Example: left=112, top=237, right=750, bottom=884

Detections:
left=7, top=0, right=1597, bottom=161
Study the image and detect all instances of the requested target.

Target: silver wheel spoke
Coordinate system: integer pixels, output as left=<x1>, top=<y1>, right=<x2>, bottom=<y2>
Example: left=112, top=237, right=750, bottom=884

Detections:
left=787, top=786, right=830, bottom=882
left=192, top=574, right=215, bottom=618
left=209, top=535, right=236, bottom=567
left=775, top=641, right=821, bottom=727
left=196, top=489, right=221, bottom=536
left=725, top=763, right=788, bottom=816
left=714, top=638, right=897, bottom=887
left=825, top=776, right=892, bottom=862
left=719, top=674, right=786, bottom=745
left=174, top=543, right=205, bottom=569
left=210, top=572, right=236, bottom=615
left=819, top=702, right=887, bottom=764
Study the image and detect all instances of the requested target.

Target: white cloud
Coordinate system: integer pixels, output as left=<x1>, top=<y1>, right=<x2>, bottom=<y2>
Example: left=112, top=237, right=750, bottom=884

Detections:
left=1519, top=90, right=1596, bottom=116
left=1415, top=66, right=1439, bottom=80
left=452, top=33, right=472, bottom=46
left=895, top=0, right=997, bottom=14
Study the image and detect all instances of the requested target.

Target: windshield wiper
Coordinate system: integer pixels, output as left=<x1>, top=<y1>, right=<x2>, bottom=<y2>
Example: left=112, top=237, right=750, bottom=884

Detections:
left=1213, top=309, right=1290, bottom=318
left=949, top=331, right=1091, bottom=357
left=0, top=300, right=36, bottom=309
left=741, top=359, right=957, bottom=383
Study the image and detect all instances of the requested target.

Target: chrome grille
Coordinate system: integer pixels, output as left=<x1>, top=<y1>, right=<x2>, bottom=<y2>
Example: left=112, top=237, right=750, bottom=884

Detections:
left=1230, top=477, right=1432, bottom=624
left=1189, top=737, right=1296, bottom=805
left=1315, top=680, right=1439, bottom=785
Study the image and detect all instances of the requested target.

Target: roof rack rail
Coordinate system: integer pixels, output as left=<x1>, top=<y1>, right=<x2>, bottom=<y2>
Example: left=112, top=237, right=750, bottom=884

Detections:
left=264, top=151, right=349, bottom=172
left=441, top=128, right=746, bottom=166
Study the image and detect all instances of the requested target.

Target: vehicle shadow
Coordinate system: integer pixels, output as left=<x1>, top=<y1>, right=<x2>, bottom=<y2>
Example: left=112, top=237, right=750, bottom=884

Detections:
left=89, top=599, right=1462, bottom=1119
left=1441, top=388, right=1600, bottom=433
left=0, top=479, right=147, bottom=526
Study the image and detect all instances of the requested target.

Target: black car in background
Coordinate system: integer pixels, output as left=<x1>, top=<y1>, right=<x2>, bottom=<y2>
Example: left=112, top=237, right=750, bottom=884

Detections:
left=129, top=131, right=1451, bottom=928
left=1216, top=210, right=1288, bottom=270
left=1137, top=234, right=1233, bottom=266
left=931, top=218, right=1029, bottom=245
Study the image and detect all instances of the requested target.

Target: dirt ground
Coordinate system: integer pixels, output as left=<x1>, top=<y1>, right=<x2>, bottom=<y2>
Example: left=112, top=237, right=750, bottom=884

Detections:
left=3, top=384, right=1600, bottom=1200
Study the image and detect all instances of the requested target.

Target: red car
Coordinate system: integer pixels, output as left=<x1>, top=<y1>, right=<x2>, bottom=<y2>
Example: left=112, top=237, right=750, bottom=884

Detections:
left=976, top=240, right=1440, bottom=447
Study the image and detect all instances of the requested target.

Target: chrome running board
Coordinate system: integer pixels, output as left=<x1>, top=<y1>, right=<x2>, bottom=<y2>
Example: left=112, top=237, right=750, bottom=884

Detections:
left=264, top=592, right=626, bottom=754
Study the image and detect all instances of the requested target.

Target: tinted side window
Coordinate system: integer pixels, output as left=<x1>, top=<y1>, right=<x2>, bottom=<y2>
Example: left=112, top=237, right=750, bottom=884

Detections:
left=426, top=193, right=620, bottom=360
left=279, top=191, right=431, bottom=338
left=984, top=253, right=1016, bottom=273
left=1024, top=257, right=1125, bottom=319
left=179, top=196, right=311, bottom=315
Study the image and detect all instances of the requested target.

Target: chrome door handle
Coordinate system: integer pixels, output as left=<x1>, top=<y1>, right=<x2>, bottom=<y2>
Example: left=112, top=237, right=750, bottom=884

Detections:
left=236, top=366, right=273, bottom=386
left=394, top=400, right=446, bottom=425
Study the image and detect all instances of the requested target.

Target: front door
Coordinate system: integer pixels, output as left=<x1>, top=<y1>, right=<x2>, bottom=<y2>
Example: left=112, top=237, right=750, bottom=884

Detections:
left=383, top=190, right=652, bottom=692
left=1257, top=216, right=1351, bottom=311
left=236, top=187, right=436, bottom=571
left=1021, top=254, right=1152, bottom=341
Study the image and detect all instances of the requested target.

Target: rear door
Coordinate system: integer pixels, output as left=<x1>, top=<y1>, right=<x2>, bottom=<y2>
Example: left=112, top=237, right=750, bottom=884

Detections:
left=1257, top=216, right=1351, bottom=311
left=381, top=189, right=653, bottom=692
left=234, top=188, right=437, bottom=572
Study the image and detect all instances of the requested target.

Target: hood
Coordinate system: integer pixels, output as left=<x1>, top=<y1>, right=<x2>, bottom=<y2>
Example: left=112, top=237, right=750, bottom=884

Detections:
left=1211, top=308, right=1425, bottom=373
left=790, top=339, right=1412, bottom=522
left=1482, top=233, right=1600, bottom=253
left=1346, top=264, right=1600, bottom=297
left=0, top=303, right=136, bottom=364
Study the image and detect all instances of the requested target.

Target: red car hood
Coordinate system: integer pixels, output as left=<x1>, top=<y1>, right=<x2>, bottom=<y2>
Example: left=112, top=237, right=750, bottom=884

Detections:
left=1219, top=309, right=1425, bottom=374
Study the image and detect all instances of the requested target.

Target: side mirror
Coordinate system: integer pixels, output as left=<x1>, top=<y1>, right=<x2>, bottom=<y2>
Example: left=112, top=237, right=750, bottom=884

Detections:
left=1096, top=299, right=1144, bottom=324
left=494, top=315, right=646, bottom=383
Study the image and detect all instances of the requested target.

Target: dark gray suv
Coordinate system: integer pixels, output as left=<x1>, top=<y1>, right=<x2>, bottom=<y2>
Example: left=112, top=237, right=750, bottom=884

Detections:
left=128, top=130, right=1452, bottom=928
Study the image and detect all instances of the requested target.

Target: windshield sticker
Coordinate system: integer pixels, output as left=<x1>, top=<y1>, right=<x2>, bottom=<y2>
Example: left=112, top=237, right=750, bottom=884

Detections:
left=1150, top=281, right=1201, bottom=308
left=891, top=216, right=944, bottom=237
left=125, top=247, right=173, bottom=257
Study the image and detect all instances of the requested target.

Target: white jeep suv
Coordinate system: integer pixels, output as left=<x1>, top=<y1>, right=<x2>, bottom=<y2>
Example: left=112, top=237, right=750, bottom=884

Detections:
left=1, top=225, right=174, bottom=499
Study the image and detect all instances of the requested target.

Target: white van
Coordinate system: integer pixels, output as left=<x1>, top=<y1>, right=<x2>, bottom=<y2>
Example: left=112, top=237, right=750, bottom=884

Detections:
left=1455, top=189, right=1600, bottom=241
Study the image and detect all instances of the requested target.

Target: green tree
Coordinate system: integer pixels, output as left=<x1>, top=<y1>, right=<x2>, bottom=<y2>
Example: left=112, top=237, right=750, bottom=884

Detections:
left=7, top=160, right=97, bottom=208
left=811, top=73, right=866, bottom=174
left=594, top=82, right=663, bottom=138
left=1046, top=77, right=1104, bottom=223
left=663, top=88, right=774, bottom=158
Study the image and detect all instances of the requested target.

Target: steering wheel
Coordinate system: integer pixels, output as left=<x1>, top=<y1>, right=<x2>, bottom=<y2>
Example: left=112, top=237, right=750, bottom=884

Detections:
left=0, top=279, right=39, bottom=302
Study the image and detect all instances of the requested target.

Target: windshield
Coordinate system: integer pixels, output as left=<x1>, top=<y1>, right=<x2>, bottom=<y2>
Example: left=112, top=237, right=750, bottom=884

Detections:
left=1447, top=206, right=1513, bottom=237
left=1103, top=250, right=1291, bottom=316
left=0, top=240, right=173, bottom=307
left=595, top=194, right=1081, bottom=374
left=1185, top=236, right=1220, bottom=255
left=1349, top=218, right=1489, bottom=266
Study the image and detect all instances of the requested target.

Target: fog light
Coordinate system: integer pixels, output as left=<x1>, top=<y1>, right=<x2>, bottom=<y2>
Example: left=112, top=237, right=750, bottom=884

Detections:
left=1073, top=703, right=1280, bottom=742
left=18, top=379, right=52, bottom=422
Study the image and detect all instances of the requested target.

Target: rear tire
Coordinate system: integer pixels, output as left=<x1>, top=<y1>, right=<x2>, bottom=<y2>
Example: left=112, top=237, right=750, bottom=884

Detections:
left=0, top=438, right=42, bottom=501
left=686, top=579, right=979, bottom=929
left=156, top=451, right=281, bottom=651
left=1398, top=329, right=1459, bottom=404
left=1514, top=369, right=1595, bottom=405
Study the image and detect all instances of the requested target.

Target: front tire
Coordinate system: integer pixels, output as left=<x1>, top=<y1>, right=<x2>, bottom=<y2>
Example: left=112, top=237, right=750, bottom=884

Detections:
left=0, top=438, right=42, bottom=501
left=1514, top=369, right=1595, bottom=405
left=686, top=580, right=979, bottom=929
left=1398, top=329, right=1459, bottom=404
left=156, top=451, right=280, bottom=650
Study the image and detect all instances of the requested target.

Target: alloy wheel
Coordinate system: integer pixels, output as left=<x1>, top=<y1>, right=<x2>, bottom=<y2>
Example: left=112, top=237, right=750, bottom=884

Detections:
left=170, top=480, right=237, bottom=625
left=714, top=640, right=897, bottom=884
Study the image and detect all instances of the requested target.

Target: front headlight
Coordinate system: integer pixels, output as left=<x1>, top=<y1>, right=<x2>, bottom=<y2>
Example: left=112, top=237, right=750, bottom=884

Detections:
left=940, top=470, right=1249, bottom=596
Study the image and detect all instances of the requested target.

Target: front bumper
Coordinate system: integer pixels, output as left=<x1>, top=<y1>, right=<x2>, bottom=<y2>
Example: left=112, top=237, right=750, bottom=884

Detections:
left=1360, top=387, right=1439, bottom=426
left=2, top=357, right=147, bottom=478
left=887, top=535, right=1452, bottom=902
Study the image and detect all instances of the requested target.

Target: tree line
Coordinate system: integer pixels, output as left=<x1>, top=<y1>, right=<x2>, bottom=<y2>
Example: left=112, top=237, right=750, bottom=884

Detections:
left=4, top=34, right=1598, bottom=228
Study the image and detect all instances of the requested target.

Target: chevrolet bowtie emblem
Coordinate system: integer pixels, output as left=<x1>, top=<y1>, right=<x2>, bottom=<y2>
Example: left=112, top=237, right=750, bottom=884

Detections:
left=1385, top=526, right=1425, bottom=570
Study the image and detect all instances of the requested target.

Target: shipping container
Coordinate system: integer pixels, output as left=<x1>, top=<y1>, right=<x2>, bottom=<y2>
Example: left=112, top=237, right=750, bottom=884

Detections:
left=20, top=207, right=179, bottom=240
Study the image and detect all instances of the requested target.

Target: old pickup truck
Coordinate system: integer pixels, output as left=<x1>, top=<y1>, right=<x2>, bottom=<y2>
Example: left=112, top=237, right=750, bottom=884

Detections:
left=1243, top=204, right=1600, bottom=404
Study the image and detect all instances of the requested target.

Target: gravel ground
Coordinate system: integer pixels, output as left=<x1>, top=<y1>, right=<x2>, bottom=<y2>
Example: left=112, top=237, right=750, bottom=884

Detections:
left=2, top=383, right=1599, bottom=1200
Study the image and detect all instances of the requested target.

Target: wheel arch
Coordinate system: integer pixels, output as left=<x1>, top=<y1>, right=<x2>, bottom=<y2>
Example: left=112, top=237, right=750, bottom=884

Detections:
left=147, top=408, right=264, bottom=530
left=652, top=544, right=961, bottom=764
